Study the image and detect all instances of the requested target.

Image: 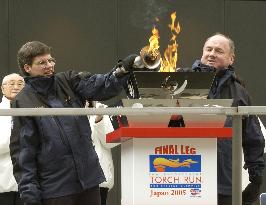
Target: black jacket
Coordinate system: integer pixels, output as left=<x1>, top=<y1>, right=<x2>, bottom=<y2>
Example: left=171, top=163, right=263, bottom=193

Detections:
left=10, top=70, right=130, bottom=204
left=192, top=60, right=265, bottom=195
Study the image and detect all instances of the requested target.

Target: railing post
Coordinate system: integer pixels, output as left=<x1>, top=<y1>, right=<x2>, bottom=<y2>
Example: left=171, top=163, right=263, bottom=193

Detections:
left=232, top=115, right=242, bottom=205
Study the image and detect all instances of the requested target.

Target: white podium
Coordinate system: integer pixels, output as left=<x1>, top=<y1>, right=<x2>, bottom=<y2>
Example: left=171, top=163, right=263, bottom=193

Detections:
left=107, top=127, right=232, bottom=205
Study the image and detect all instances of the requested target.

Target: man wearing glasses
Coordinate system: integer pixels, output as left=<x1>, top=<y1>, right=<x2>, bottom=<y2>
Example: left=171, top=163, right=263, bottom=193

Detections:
left=9, top=41, right=137, bottom=205
left=0, top=73, right=24, bottom=205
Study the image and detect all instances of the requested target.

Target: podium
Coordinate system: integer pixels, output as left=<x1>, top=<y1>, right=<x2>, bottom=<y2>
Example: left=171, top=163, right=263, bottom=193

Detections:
left=106, top=99, right=232, bottom=205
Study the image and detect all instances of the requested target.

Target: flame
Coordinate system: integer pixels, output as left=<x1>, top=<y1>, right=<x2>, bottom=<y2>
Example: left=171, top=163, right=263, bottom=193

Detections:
left=160, top=12, right=181, bottom=72
left=147, top=26, right=160, bottom=59
left=144, top=12, right=181, bottom=71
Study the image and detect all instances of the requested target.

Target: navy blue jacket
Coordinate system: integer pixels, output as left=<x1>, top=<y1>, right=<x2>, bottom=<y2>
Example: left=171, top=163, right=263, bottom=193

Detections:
left=10, top=71, right=130, bottom=204
left=192, top=60, right=265, bottom=195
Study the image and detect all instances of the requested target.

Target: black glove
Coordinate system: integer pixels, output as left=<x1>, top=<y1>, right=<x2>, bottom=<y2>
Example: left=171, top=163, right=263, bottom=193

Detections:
left=121, top=54, right=138, bottom=71
left=113, top=54, right=138, bottom=77
left=242, top=176, right=262, bottom=203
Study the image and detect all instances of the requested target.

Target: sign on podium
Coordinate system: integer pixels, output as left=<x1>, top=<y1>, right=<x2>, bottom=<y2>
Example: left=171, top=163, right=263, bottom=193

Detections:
left=107, top=98, right=232, bottom=205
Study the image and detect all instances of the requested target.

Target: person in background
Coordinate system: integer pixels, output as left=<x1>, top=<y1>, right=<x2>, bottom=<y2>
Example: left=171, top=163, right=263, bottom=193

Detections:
left=9, top=41, right=137, bottom=205
left=191, top=33, right=265, bottom=205
left=0, top=73, right=24, bottom=205
left=87, top=101, right=119, bottom=205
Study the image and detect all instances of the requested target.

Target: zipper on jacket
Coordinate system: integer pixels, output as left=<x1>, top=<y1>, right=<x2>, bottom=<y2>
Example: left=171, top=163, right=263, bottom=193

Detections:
left=51, top=116, right=69, bottom=147
left=73, top=117, right=83, bottom=138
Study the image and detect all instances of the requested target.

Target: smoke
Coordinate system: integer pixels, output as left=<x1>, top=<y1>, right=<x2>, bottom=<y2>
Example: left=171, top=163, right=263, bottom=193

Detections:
left=130, top=0, right=170, bottom=30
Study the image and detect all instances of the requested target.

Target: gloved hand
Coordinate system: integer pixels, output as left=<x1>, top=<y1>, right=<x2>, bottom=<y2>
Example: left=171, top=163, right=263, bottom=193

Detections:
left=113, top=54, right=138, bottom=77
left=120, top=54, right=138, bottom=71
left=242, top=176, right=262, bottom=204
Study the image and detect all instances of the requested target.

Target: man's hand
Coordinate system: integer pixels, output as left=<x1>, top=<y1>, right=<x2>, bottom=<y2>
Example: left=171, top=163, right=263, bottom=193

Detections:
left=94, top=103, right=105, bottom=123
left=113, top=54, right=138, bottom=77
left=121, top=54, right=138, bottom=71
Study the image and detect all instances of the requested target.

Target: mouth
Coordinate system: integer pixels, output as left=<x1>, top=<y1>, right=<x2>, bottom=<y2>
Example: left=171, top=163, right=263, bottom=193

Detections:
left=44, top=70, right=54, bottom=76
left=207, top=60, right=216, bottom=65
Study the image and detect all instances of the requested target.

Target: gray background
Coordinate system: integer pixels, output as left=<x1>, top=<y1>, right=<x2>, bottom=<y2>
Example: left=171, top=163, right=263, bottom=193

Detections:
left=0, top=0, right=266, bottom=204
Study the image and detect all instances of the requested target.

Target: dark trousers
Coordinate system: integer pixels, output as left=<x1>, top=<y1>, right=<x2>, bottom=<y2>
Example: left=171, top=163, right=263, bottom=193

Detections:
left=0, top=191, right=23, bottom=205
left=100, top=188, right=109, bottom=205
left=218, top=194, right=253, bottom=205
left=42, top=186, right=100, bottom=205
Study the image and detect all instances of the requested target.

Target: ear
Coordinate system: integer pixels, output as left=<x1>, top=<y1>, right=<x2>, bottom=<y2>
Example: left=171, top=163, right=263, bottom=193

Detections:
left=1, top=85, right=5, bottom=94
left=230, top=53, right=235, bottom=65
left=24, top=64, right=31, bottom=74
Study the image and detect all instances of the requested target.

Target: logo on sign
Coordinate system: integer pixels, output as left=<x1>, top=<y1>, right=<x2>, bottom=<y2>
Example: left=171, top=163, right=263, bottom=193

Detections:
left=150, top=155, right=201, bottom=172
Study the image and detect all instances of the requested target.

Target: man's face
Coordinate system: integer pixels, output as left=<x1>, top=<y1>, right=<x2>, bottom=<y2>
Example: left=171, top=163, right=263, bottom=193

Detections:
left=200, top=35, right=235, bottom=69
left=24, top=54, right=55, bottom=77
left=1, top=74, right=25, bottom=100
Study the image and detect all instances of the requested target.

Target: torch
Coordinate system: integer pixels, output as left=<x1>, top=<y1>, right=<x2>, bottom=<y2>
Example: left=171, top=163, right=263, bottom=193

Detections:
left=133, top=45, right=161, bottom=70
left=133, top=26, right=161, bottom=70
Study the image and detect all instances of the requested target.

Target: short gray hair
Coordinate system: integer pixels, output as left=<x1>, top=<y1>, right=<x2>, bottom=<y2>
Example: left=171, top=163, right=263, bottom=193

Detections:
left=205, top=32, right=235, bottom=55
left=2, top=73, right=24, bottom=85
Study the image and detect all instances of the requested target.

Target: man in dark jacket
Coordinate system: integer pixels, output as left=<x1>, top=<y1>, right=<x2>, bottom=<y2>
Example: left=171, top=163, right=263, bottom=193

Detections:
left=9, top=41, right=137, bottom=205
left=192, top=33, right=265, bottom=205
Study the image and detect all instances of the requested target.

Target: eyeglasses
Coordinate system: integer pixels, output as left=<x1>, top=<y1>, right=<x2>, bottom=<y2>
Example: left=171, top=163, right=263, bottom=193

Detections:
left=33, top=58, right=56, bottom=68
left=2, top=81, right=25, bottom=88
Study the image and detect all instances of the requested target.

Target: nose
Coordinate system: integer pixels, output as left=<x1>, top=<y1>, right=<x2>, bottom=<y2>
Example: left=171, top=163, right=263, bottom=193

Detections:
left=46, top=61, right=54, bottom=67
left=43, top=61, right=55, bottom=70
left=13, top=84, right=23, bottom=90
left=209, top=49, right=216, bottom=56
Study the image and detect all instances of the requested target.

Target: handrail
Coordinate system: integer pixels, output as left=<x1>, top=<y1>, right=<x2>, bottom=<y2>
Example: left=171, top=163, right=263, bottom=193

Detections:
left=1, top=106, right=266, bottom=205
left=0, top=107, right=237, bottom=116
left=238, top=106, right=266, bottom=115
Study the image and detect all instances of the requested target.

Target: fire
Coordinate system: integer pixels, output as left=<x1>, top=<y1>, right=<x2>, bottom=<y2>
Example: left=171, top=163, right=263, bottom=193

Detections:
left=147, top=26, right=160, bottom=61
left=145, top=12, right=181, bottom=72
left=160, top=12, right=181, bottom=72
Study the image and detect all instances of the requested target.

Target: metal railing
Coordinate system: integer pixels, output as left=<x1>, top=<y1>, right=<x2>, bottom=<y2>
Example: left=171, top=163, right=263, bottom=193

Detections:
left=1, top=106, right=266, bottom=205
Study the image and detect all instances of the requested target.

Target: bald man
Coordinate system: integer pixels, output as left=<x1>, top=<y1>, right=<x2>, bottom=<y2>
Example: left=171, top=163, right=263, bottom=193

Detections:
left=0, top=73, right=24, bottom=205
left=191, top=33, right=265, bottom=205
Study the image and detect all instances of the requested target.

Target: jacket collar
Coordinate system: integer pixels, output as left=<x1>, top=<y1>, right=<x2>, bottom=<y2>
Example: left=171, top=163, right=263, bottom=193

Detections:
left=215, top=66, right=235, bottom=86
left=25, top=75, right=56, bottom=96
left=192, top=60, right=236, bottom=84
left=192, top=60, right=236, bottom=97
left=209, top=67, right=236, bottom=98
left=192, top=60, right=216, bottom=72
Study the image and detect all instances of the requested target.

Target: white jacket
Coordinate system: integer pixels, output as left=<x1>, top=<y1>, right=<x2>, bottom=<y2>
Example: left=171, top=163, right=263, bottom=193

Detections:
left=88, top=103, right=120, bottom=190
left=0, top=96, right=18, bottom=192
